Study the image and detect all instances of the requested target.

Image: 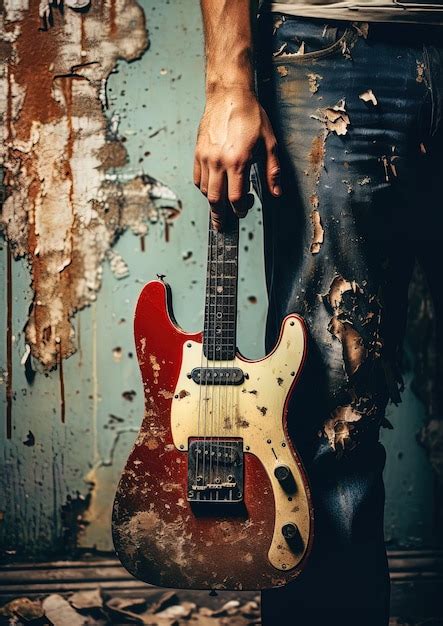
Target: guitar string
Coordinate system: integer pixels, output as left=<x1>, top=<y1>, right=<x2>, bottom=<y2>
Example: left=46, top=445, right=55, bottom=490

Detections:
left=209, top=224, right=219, bottom=498
left=217, top=219, right=226, bottom=498
left=202, top=221, right=215, bottom=499
left=195, top=214, right=212, bottom=499
left=230, top=221, right=238, bottom=500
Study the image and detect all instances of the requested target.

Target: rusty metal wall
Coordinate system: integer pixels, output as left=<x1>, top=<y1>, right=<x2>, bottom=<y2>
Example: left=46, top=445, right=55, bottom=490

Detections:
left=0, top=0, right=440, bottom=558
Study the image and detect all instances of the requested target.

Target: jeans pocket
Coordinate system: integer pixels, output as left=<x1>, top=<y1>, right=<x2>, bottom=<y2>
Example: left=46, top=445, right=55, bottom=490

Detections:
left=270, top=15, right=358, bottom=64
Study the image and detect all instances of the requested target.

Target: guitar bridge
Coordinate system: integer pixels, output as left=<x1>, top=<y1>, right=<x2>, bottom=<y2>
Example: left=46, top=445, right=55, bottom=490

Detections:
left=187, top=439, right=243, bottom=503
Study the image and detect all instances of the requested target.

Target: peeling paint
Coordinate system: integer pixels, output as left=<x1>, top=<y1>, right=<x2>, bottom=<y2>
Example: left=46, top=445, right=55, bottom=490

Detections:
left=312, top=99, right=350, bottom=136
left=307, top=72, right=322, bottom=95
left=0, top=0, right=181, bottom=369
left=324, top=404, right=363, bottom=452
left=416, top=60, right=426, bottom=83
left=310, top=208, right=324, bottom=255
left=359, top=88, right=378, bottom=106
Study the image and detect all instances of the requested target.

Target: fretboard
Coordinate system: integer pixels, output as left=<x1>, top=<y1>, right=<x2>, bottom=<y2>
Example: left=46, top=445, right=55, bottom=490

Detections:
left=203, top=217, right=239, bottom=361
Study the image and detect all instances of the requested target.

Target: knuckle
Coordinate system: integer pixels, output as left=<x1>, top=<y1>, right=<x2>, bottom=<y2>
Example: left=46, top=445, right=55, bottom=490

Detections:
left=268, top=164, right=281, bottom=177
left=228, top=151, right=252, bottom=170
left=229, top=191, right=243, bottom=204
left=207, top=193, right=221, bottom=204
left=207, top=154, right=223, bottom=169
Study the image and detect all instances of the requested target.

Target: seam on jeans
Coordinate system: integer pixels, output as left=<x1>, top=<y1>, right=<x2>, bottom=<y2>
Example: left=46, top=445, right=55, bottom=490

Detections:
left=272, top=28, right=358, bottom=64
left=423, top=44, right=440, bottom=137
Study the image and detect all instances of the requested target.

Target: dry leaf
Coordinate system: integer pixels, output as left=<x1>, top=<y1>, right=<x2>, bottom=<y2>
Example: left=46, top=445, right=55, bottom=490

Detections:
left=42, top=594, right=86, bottom=626
left=139, top=617, right=178, bottom=626
left=0, top=597, right=44, bottom=621
left=147, top=592, right=178, bottom=615
left=70, top=589, right=103, bottom=610
left=106, top=597, right=147, bottom=623
left=155, top=602, right=196, bottom=619
left=211, top=600, right=241, bottom=617
left=239, top=600, right=260, bottom=618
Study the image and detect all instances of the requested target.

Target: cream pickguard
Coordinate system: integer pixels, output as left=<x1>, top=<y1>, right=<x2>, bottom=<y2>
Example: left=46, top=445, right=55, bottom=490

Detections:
left=171, top=314, right=311, bottom=572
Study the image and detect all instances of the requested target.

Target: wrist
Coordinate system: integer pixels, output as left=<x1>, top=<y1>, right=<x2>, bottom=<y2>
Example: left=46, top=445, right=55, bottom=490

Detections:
left=205, top=48, right=255, bottom=96
left=205, top=77, right=256, bottom=99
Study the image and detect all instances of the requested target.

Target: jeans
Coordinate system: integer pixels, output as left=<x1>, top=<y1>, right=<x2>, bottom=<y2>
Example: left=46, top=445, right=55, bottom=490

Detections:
left=253, top=14, right=443, bottom=625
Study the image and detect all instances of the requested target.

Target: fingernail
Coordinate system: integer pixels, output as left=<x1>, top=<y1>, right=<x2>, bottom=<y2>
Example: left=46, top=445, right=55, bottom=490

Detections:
left=273, top=185, right=282, bottom=196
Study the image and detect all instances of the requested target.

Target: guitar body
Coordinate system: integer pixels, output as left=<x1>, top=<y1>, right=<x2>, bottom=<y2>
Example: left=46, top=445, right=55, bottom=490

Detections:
left=112, top=279, right=314, bottom=590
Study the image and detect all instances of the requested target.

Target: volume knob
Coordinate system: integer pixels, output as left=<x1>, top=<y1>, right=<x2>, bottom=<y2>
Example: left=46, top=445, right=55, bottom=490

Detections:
left=282, top=523, right=302, bottom=550
left=274, top=465, right=296, bottom=493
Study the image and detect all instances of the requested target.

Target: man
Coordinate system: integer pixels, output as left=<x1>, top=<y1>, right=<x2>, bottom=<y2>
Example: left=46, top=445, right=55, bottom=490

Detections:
left=194, top=1, right=443, bottom=624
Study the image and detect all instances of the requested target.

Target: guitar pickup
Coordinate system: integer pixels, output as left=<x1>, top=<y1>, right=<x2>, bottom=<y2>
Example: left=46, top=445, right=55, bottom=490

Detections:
left=191, top=367, right=244, bottom=385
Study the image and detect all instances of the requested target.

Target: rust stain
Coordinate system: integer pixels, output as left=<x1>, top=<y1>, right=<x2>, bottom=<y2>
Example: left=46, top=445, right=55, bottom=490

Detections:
left=309, top=133, right=326, bottom=181
left=58, top=340, right=66, bottom=423
left=109, top=0, right=117, bottom=36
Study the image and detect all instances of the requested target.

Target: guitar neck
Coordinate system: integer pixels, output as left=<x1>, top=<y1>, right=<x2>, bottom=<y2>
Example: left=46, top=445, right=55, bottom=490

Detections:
left=203, top=214, right=239, bottom=361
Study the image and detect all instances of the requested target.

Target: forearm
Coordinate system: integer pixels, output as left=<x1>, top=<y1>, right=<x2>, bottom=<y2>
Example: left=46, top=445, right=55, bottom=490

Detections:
left=200, top=0, right=256, bottom=95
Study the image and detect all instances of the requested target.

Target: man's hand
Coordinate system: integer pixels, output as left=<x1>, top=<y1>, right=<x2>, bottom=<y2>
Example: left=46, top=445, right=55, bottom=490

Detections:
left=194, top=87, right=282, bottom=230
left=196, top=0, right=281, bottom=231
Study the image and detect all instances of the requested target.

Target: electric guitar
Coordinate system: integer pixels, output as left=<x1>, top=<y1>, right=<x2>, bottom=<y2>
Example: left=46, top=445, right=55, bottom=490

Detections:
left=112, top=210, right=313, bottom=590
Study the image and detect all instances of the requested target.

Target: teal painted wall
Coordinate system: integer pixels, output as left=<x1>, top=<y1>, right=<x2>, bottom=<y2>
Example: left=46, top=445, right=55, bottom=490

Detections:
left=0, top=0, right=438, bottom=559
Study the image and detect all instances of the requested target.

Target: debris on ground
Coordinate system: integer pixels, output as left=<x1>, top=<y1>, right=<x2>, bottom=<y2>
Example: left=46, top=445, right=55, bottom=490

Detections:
left=0, top=590, right=440, bottom=625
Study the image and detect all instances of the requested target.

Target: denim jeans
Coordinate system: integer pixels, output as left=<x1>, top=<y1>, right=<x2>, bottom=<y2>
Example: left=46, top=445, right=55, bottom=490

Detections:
left=253, top=14, right=443, bottom=626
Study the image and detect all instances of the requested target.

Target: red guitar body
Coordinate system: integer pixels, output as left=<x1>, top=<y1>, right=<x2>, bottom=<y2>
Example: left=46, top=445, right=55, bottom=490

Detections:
left=112, top=280, right=313, bottom=590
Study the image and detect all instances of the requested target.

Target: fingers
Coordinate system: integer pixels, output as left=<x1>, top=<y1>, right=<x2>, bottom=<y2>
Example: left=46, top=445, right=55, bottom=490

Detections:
left=193, top=157, right=201, bottom=188
left=265, top=139, right=282, bottom=197
left=207, top=167, right=226, bottom=231
left=227, top=164, right=253, bottom=218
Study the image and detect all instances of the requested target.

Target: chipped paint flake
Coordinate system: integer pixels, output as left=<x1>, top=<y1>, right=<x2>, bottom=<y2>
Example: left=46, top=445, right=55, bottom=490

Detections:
left=312, top=99, right=350, bottom=136
left=359, top=88, right=378, bottom=106
left=307, top=72, right=322, bottom=94
left=324, top=404, right=363, bottom=452
left=310, top=209, right=324, bottom=255
left=416, top=60, right=426, bottom=83
left=277, top=65, right=288, bottom=77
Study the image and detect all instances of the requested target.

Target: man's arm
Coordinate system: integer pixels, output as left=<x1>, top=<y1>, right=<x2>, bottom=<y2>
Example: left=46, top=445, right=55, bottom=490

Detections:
left=195, top=0, right=282, bottom=230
